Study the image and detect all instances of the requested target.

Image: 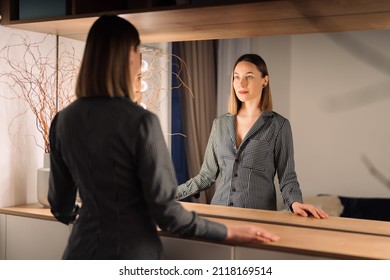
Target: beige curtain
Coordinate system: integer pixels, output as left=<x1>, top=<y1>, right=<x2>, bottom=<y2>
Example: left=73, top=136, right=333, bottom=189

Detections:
left=179, top=40, right=217, bottom=204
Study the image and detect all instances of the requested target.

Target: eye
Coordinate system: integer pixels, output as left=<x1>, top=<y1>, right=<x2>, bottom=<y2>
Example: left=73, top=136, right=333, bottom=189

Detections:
left=246, top=75, right=254, bottom=80
left=233, top=75, right=240, bottom=80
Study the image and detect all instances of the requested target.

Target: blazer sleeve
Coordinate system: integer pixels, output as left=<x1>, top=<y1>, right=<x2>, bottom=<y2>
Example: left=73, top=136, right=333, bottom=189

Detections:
left=175, top=119, right=219, bottom=200
left=136, top=113, right=226, bottom=241
left=48, top=114, right=79, bottom=225
left=275, top=119, right=303, bottom=210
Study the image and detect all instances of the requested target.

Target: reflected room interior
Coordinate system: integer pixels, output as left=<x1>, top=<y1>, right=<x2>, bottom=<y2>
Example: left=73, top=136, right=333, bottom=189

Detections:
left=137, top=30, right=390, bottom=222
left=54, top=25, right=390, bottom=223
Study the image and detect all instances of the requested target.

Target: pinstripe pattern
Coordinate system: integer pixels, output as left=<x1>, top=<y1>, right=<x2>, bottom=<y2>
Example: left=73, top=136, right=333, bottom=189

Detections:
left=176, top=111, right=303, bottom=210
left=48, top=97, right=227, bottom=260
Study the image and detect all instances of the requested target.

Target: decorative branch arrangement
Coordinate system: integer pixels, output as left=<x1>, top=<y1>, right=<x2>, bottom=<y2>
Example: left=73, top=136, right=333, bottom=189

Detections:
left=140, top=46, right=193, bottom=138
left=0, top=33, right=80, bottom=152
left=0, top=36, right=192, bottom=152
left=141, top=46, right=194, bottom=111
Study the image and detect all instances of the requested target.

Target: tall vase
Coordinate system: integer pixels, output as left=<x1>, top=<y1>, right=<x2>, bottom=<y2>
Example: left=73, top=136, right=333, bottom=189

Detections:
left=37, top=153, right=50, bottom=207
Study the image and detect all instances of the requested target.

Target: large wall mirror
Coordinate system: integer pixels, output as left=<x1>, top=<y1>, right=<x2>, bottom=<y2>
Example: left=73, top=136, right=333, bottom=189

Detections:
left=58, top=27, right=390, bottom=221
left=215, top=30, right=390, bottom=221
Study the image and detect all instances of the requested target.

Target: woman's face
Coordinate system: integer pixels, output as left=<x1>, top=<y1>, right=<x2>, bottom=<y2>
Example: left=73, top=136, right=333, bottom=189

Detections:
left=233, top=61, right=268, bottom=104
left=129, top=46, right=141, bottom=95
left=134, top=69, right=142, bottom=104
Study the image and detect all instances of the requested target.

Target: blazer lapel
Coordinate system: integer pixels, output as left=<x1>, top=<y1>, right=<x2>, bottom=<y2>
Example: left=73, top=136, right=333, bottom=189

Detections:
left=226, top=114, right=237, bottom=149
left=241, top=111, right=273, bottom=145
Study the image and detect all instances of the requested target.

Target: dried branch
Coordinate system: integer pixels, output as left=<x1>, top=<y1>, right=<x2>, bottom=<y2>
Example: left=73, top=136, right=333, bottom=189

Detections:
left=0, top=33, right=80, bottom=152
left=361, top=154, right=390, bottom=191
left=141, top=49, right=194, bottom=113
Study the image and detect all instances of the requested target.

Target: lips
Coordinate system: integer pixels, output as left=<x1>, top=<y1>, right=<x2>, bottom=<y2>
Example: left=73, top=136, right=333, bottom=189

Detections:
left=238, top=90, right=249, bottom=94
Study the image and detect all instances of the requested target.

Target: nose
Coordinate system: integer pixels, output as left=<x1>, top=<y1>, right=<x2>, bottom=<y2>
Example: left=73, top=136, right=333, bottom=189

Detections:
left=240, top=77, right=248, bottom=86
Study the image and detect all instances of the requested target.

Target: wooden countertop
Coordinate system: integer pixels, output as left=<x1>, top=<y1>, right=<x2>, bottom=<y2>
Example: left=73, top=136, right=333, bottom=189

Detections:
left=179, top=202, right=390, bottom=259
left=1, top=203, right=390, bottom=259
left=0, top=203, right=55, bottom=221
left=206, top=217, right=390, bottom=260
left=180, top=202, right=390, bottom=237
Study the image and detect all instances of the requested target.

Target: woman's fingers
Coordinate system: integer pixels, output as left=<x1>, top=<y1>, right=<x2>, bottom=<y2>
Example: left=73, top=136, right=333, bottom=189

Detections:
left=255, top=230, right=280, bottom=242
left=293, top=202, right=329, bottom=219
left=294, top=207, right=309, bottom=217
left=226, top=225, right=280, bottom=243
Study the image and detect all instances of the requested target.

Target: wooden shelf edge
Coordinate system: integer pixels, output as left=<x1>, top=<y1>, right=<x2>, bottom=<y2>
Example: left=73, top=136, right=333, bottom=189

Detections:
left=1, top=1, right=389, bottom=42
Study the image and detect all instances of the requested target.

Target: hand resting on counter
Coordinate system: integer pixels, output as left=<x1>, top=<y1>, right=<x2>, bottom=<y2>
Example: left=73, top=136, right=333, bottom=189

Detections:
left=226, top=225, right=280, bottom=243
left=291, top=202, right=329, bottom=219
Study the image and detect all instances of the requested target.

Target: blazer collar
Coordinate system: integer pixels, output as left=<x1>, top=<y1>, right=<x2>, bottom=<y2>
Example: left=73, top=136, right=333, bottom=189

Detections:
left=226, top=111, right=273, bottom=149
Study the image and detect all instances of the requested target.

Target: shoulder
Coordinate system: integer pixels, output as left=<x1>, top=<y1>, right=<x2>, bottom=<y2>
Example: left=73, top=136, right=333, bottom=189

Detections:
left=264, top=111, right=292, bottom=134
left=110, top=97, right=148, bottom=117
left=264, top=110, right=285, bottom=121
left=265, top=111, right=288, bottom=124
left=114, top=100, right=162, bottom=137
left=207, top=113, right=234, bottom=132
left=57, top=97, right=154, bottom=130
left=214, top=113, right=234, bottom=124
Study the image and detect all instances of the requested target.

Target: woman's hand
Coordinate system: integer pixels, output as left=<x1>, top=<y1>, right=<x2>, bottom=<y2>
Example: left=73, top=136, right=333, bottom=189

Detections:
left=225, top=225, right=280, bottom=243
left=291, top=202, right=329, bottom=219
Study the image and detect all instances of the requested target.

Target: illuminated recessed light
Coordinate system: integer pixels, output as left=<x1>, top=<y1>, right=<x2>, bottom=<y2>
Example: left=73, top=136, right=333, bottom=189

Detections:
left=141, top=80, right=148, bottom=92
left=141, top=60, right=148, bottom=72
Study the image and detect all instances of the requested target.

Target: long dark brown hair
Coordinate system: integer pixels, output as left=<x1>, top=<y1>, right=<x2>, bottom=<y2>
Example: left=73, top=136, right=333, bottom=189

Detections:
left=76, top=15, right=140, bottom=100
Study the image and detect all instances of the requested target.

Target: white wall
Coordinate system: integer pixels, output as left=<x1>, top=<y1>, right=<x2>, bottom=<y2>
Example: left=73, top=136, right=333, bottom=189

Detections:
left=291, top=30, right=390, bottom=198
left=218, top=29, right=390, bottom=200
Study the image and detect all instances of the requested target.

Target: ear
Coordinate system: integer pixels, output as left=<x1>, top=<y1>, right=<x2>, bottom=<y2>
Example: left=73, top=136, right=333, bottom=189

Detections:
left=262, top=75, right=269, bottom=87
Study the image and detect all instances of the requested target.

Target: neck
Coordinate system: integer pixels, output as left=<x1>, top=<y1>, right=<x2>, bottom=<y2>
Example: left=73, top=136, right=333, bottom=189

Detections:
left=239, top=102, right=261, bottom=118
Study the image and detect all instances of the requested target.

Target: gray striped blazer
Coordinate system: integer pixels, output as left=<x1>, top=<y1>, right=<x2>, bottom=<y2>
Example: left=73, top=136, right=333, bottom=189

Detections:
left=48, top=97, right=226, bottom=259
left=176, top=111, right=303, bottom=210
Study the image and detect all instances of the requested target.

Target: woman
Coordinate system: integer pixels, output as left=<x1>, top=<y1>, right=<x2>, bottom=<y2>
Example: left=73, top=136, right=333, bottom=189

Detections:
left=48, top=16, right=279, bottom=260
left=176, top=54, right=328, bottom=219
